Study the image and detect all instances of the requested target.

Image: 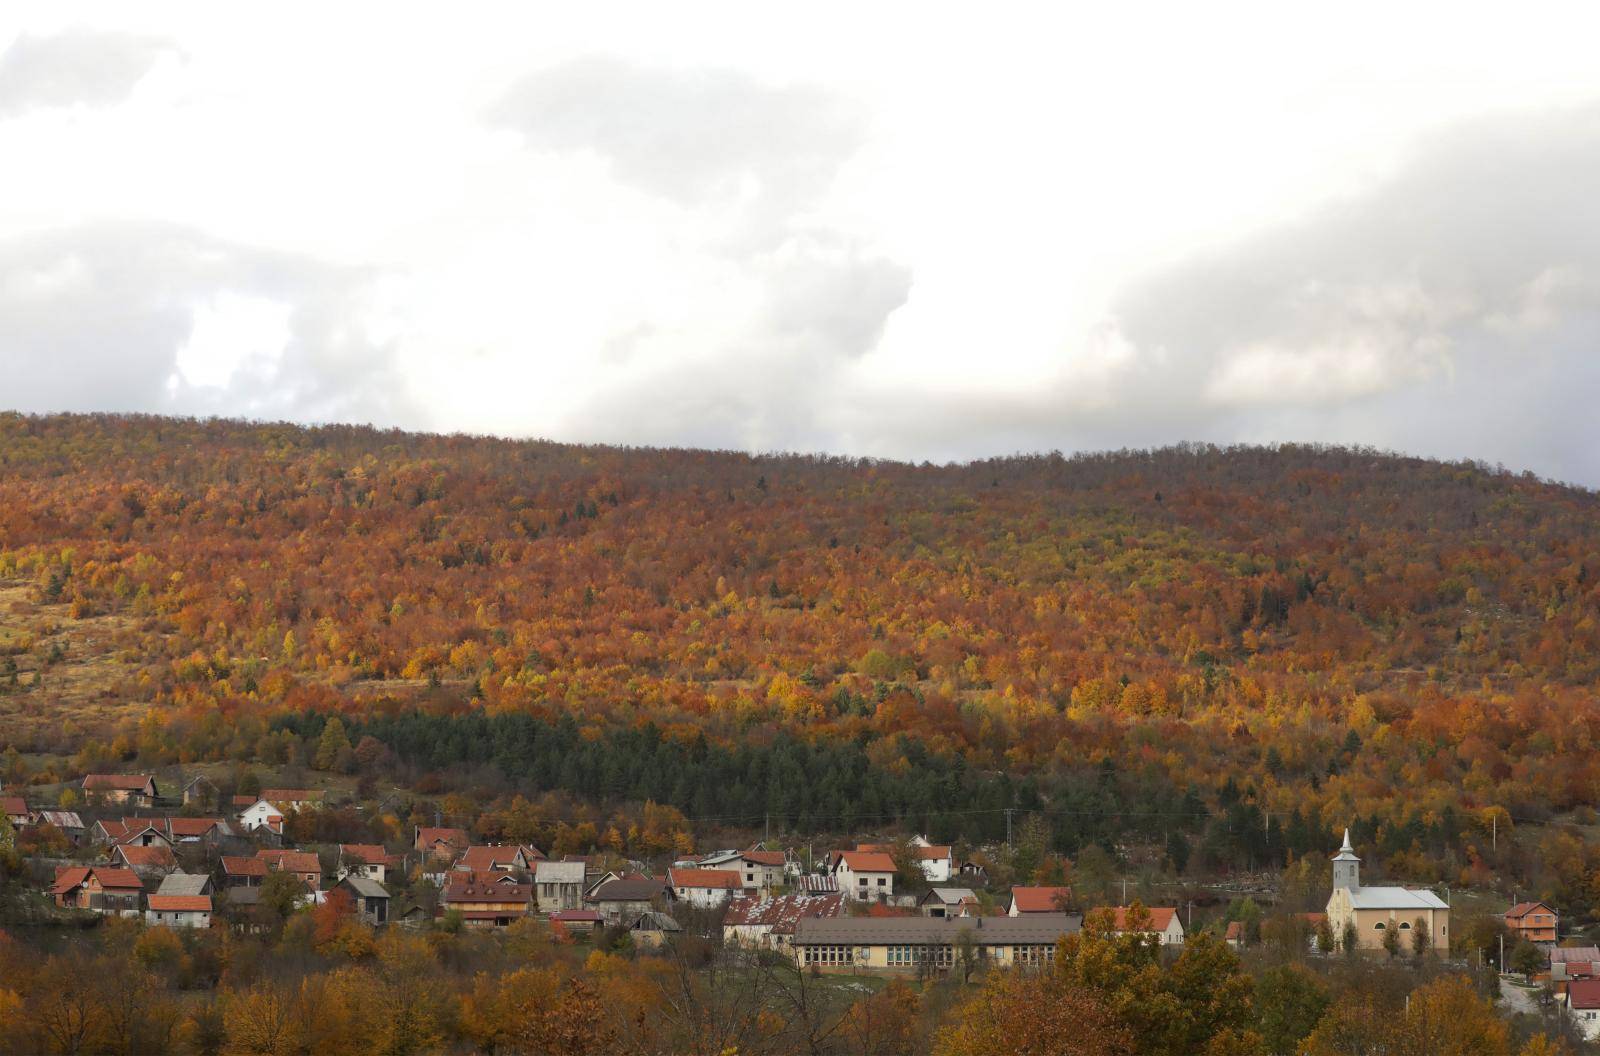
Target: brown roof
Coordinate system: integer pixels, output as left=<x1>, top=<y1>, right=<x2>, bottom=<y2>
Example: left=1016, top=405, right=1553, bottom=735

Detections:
left=258, top=850, right=321, bottom=874
left=82, top=774, right=154, bottom=791
left=223, top=856, right=267, bottom=876
left=417, top=827, right=470, bottom=850
left=340, top=844, right=395, bottom=865
left=833, top=851, right=896, bottom=873
left=0, top=796, right=26, bottom=815
left=668, top=868, right=744, bottom=890
left=261, top=788, right=323, bottom=802
left=1571, top=979, right=1600, bottom=1010
left=588, top=877, right=669, bottom=902
left=148, top=895, right=213, bottom=912
left=54, top=865, right=143, bottom=892
left=743, top=850, right=786, bottom=866
left=115, top=844, right=178, bottom=868
left=1010, top=886, right=1073, bottom=912
left=724, top=893, right=845, bottom=932
left=457, top=845, right=527, bottom=871
left=858, top=843, right=953, bottom=860
left=1108, top=906, right=1179, bottom=932
left=444, top=876, right=532, bottom=903
left=168, top=818, right=224, bottom=837
left=1506, top=901, right=1556, bottom=920
left=1225, top=921, right=1244, bottom=940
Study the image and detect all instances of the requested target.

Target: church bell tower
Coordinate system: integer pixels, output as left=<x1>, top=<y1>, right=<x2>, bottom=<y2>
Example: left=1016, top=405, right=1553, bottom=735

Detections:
left=1331, top=828, right=1360, bottom=890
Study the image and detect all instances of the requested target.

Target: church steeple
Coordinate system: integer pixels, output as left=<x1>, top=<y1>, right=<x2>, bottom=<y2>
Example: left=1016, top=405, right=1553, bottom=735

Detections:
left=1331, top=828, right=1360, bottom=890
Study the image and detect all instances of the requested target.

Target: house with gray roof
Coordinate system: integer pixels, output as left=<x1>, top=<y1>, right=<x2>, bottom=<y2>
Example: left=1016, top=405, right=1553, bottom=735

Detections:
left=793, top=912, right=1081, bottom=974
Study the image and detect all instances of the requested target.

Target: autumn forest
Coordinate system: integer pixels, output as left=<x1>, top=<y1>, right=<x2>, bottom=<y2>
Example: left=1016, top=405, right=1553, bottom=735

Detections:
left=2, top=411, right=1599, bottom=1053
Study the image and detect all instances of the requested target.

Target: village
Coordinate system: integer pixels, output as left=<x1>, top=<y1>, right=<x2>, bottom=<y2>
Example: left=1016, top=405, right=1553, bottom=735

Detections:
left=6, top=769, right=1599, bottom=1042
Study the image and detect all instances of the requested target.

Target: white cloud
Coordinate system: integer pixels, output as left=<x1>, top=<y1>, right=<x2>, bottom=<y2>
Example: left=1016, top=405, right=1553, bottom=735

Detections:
left=3, top=5, right=1600, bottom=480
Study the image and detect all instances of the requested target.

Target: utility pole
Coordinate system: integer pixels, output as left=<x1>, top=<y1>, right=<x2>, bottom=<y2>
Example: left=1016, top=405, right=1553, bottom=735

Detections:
left=1500, top=932, right=1505, bottom=974
left=764, top=813, right=770, bottom=844
left=1122, top=876, right=1128, bottom=903
left=1005, top=808, right=1014, bottom=847
left=1492, top=813, right=1497, bottom=852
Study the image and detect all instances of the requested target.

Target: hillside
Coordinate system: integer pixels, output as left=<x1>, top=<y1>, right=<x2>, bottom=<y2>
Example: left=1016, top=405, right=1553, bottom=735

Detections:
left=3, top=412, right=1600, bottom=896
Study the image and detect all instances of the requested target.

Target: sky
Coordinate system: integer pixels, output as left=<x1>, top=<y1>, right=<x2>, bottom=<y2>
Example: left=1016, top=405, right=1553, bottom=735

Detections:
left=3, top=4, right=1600, bottom=483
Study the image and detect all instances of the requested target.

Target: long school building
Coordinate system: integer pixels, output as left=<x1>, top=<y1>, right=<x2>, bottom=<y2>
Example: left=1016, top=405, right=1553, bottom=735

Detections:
left=793, top=913, right=1083, bottom=974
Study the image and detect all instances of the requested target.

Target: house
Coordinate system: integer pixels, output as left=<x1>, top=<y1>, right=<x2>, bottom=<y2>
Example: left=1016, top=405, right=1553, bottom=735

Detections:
left=830, top=851, right=897, bottom=902
left=146, top=873, right=214, bottom=929
left=723, top=893, right=846, bottom=951
left=1550, top=947, right=1600, bottom=981
left=182, top=775, right=219, bottom=809
left=112, top=842, right=179, bottom=880
left=1506, top=901, right=1559, bottom=946
left=415, top=827, right=471, bottom=862
left=338, top=844, right=399, bottom=884
left=257, top=850, right=322, bottom=891
left=667, top=867, right=744, bottom=907
left=586, top=875, right=670, bottom=923
left=535, top=860, right=589, bottom=913
left=455, top=844, right=535, bottom=876
left=51, top=866, right=144, bottom=916
left=919, top=888, right=979, bottom=918
left=1225, top=921, right=1245, bottom=948
left=237, top=798, right=286, bottom=835
left=551, top=909, right=602, bottom=934
left=1, top=795, right=27, bottom=827
left=858, top=838, right=957, bottom=883
left=222, top=856, right=268, bottom=887
left=1567, top=979, right=1600, bottom=1042
left=698, top=849, right=787, bottom=892
left=1324, top=830, right=1449, bottom=955
left=81, top=774, right=159, bottom=807
left=1008, top=886, right=1073, bottom=915
left=98, top=819, right=175, bottom=848
left=793, top=913, right=1083, bottom=974
left=629, top=910, right=683, bottom=949
left=31, top=810, right=85, bottom=843
left=259, top=788, right=325, bottom=810
left=336, top=876, right=391, bottom=925
left=443, top=872, right=532, bottom=928
left=1103, top=906, right=1185, bottom=946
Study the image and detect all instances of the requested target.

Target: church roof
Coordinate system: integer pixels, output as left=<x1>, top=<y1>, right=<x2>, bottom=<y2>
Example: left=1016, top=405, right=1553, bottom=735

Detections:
left=1331, top=828, right=1360, bottom=862
left=1345, top=886, right=1448, bottom=910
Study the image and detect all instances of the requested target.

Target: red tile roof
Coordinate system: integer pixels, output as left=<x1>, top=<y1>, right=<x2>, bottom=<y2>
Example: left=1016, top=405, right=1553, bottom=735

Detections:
left=833, top=851, right=896, bottom=873
left=1, top=796, right=26, bottom=816
left=444, top=876, right=532, bottom=903
left=857, top=842, right=952, bottom=860
left=1109, top=906, right=1178, bottom=932
left=53, top=865, right=143, bottom=892
left=743, top=850, right=786, bottom=866
left=258, top=850, right=320, bottom=875
left=115, top=844, right=178, bottom=868
left=457, top=845, right=528, bottom=871
left=417, top=827, right=470, bottom=851
left=168, top=818, right=223, bottom=837
left=82, top=774, right=154, bottom=791
left=340, top=844, right=395, bottom=865
left=223, top=856, right=268, bottom=876
left=148, top=895, right=213, bottom=912
left=551, top=909, right=602, bottom=922
left=1506, top=901, right=1556, bottom=920
left=668, top=868, right=744, bottom=890
left=1571, top=979, right=1600, bottom=1010
left=1010, top=886, right=1073, bottom=912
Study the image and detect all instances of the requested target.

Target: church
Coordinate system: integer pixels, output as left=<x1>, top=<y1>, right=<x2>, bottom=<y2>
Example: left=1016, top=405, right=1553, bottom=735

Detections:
left=1325, top=830, right=1449, bottom=955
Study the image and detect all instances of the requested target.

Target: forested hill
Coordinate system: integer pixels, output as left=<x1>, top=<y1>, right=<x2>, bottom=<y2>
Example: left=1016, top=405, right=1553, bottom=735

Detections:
left=3, top=412, right=1600, bottom=883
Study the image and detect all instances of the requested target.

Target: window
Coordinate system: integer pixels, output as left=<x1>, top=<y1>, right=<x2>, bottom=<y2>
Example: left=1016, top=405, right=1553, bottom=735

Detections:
left=1373, top=922, right=1386, bottom=930
left=1399, top=922, right=1411, bottom=930
left=877, top=878, right=887, bottom=886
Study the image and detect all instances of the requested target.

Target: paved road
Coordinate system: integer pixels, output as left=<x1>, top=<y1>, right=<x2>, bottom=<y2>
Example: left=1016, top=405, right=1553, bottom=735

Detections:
left=1500, top=976, right=1540, bottom=1016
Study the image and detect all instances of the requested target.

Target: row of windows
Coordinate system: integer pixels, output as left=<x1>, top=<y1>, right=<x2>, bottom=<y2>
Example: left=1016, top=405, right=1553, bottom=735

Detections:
left=803, top=945, right=854, bottom=964
left=1013, top=944, right=1057, bottom=965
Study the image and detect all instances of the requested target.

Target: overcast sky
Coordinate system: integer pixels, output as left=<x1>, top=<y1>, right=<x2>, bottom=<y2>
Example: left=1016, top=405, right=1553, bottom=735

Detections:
left=3, top=4, right=1600, bottom=483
